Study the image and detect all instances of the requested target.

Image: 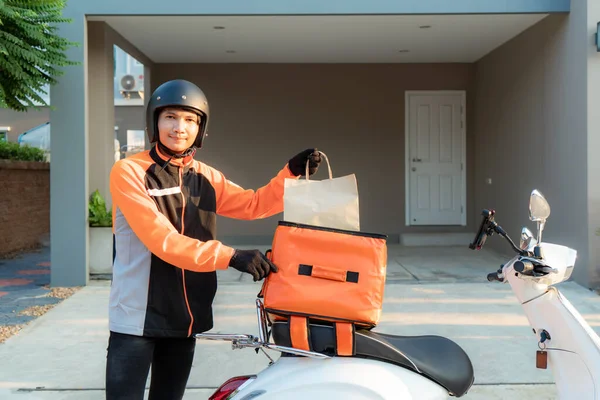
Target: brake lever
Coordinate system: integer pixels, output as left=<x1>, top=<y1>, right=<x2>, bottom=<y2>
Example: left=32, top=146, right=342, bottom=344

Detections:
left=514, top=258, right=558, bottom=277
left=537, top=266, right=559, bottom=274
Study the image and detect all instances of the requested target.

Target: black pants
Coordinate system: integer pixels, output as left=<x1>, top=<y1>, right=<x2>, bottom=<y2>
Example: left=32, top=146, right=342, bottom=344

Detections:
left=105, top=331, right=196, bottom=400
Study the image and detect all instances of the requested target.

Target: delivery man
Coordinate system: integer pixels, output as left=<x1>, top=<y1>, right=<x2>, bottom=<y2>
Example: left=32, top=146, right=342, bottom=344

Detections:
left=105, top=79, right=321, bottom=399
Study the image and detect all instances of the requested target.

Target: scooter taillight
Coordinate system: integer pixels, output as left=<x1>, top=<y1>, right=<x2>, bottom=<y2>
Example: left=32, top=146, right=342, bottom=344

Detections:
left=209, top=375, right=256, bottom=400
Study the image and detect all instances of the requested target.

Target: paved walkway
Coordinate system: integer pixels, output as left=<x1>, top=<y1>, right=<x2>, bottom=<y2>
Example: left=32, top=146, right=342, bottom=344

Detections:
left=0, top=246, right=56, bottom=330
left=1, top=244, right=599, bottom=399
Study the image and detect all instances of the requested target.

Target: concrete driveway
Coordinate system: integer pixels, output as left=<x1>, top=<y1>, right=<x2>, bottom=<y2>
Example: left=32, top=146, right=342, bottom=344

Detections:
left=0, top=245, right=599, bottom=399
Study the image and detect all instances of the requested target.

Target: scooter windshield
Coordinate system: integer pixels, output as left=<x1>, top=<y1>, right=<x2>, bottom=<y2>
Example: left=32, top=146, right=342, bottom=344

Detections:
left=538, top=242, right=577, bottom=284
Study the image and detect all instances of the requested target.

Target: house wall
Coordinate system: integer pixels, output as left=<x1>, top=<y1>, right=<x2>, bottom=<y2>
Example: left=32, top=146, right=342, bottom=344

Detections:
left=586, top=0, right=600, bottom=289
left=87, top=21, right=155, bottom=209
left=65, top=0, right=571, bottom=16
left=41, top=0, right=571, bottom=287
left=153, top=63, right=476, bottom=243
left=0, top=160, right=50, bottom=256
left=43, top=18, right=153, bottom=286
left=473, top=11, right=592, bottom=286
left=114, top=107, right=145, bottom=147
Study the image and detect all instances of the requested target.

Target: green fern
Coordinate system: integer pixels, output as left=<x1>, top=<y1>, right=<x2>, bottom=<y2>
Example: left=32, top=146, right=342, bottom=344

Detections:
left=0, top=0, right=79, bottom=112
left=89, top=190, right=112, bottom=227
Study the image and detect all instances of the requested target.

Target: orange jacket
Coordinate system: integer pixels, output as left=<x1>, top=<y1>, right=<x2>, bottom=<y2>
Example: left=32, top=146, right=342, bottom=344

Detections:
left=108, top=144, right=296, bottom=337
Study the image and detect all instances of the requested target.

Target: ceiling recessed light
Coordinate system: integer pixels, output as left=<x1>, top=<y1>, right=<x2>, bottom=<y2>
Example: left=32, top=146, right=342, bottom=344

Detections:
left=213, top=26, right=225, bottom=30
left=419, top=25, right=431, bottom=29
left=398, top=49, right=410, bottom=53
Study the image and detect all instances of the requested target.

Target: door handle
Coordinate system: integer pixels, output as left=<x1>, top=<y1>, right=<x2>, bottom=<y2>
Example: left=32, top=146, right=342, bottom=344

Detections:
left=412, top=158, right=422, bottom=162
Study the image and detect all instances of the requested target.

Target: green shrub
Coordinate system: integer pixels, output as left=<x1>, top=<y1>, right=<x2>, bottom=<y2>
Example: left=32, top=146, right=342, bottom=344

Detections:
left=0, top=141, right=46, bottom=162
left=89, top=190, right=112, bottom=227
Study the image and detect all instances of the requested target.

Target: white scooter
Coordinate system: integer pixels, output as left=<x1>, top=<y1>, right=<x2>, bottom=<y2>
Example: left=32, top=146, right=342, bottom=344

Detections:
left=196, top=189, right=600, bottom=399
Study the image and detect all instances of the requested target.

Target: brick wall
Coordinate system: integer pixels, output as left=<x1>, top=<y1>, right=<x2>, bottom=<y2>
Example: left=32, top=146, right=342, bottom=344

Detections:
left=0, top=160, right=50, bottom=256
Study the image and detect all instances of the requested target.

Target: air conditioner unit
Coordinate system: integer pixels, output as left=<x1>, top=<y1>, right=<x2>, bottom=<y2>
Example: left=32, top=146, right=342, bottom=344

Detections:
left=117, top=73, right=144, bottom=93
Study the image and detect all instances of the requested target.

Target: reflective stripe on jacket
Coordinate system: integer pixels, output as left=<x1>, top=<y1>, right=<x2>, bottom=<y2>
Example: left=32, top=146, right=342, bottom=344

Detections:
left=108, top=144, right=295, bottom=337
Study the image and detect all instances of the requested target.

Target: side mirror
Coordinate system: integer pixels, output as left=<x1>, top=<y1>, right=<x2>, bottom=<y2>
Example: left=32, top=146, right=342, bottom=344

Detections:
left=529, top=190, right=551, bottom=242
left=520, top=227, right=536, bottom=250
left=529, top=190, right=551, bottom=222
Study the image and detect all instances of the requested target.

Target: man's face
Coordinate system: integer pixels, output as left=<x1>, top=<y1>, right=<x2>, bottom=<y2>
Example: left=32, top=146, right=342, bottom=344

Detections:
left=157, top=108, right=200, bottom=153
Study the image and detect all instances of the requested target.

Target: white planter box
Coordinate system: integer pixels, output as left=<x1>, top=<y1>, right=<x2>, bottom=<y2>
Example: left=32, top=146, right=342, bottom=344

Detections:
left=89, top=227, right=113, bottom=274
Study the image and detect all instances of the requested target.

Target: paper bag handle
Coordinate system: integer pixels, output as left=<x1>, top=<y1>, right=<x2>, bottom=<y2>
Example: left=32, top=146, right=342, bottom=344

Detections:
left=305, top=151, right=333, bottom=180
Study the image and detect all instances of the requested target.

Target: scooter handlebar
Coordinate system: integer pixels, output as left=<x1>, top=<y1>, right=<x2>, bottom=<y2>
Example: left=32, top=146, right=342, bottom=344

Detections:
left=514, top=260, right=558, bottom=276
left=487, top=272, right=504, bottom=282
left=514, top=260, right=533, bottom=274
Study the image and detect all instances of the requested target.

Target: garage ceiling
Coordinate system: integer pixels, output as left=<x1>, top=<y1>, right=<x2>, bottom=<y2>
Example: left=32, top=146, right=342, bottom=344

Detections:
left=89, top=14, right=549, bottom=63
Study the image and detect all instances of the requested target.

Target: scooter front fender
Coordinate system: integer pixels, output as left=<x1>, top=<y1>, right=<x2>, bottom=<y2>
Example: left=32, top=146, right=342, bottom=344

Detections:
left=231, top=356, right=450, bottom=400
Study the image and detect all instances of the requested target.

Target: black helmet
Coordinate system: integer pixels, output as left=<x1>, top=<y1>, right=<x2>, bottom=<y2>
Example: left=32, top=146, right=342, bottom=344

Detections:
left=146, top=79, right=209, bottom=149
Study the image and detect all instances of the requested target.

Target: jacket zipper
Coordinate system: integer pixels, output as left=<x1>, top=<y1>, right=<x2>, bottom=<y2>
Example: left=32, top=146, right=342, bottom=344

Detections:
left=179, top=166, right=195, bottom=337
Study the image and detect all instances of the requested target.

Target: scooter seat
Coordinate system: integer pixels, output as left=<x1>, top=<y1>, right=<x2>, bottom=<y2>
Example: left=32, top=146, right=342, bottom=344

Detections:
left=271, top=321, right=474, bottom=397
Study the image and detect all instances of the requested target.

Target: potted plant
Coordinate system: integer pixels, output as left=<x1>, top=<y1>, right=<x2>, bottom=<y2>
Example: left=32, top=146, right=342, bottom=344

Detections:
left=88, top=189, right=113, bottom=274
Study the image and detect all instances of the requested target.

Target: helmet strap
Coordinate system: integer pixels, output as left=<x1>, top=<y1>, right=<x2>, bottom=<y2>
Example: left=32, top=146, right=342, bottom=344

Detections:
left=157, top=140, right=196, bottom=159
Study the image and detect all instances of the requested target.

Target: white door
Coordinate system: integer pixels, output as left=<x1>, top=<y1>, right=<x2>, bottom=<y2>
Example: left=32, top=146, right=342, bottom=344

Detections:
left=405, top=91, right=466, bottom=226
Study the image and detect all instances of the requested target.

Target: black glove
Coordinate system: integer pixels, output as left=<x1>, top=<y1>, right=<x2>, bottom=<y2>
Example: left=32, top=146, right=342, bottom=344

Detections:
left=288, top=148, right=322, bottom=176
left=228, top=249, right=279, bottom=281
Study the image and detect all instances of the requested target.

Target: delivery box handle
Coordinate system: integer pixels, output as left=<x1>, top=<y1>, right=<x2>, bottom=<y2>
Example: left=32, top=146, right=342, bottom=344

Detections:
left=305, top=151, right=333, bottom=180
left=298, top=264, right=359, bottom=283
